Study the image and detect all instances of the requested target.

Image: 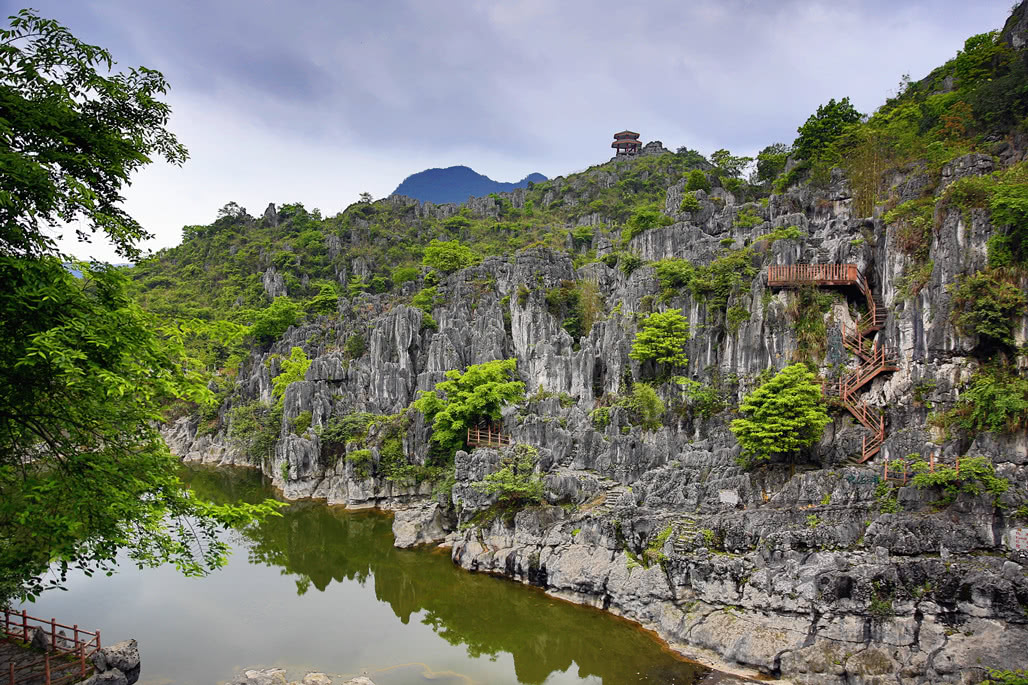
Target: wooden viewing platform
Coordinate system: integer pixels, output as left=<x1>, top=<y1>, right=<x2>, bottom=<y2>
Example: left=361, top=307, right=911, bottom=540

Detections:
left=2, top=609, right=99, bottom=685
left=767, top=263, right=863, bottom=288
left=768, top=263, right=898, bottom=463
left=466, top=425, right=513, bottom=449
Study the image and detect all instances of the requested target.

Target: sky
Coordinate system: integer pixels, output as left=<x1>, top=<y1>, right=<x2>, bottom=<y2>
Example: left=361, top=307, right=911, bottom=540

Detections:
left=4, top=0, right=1017, bottom=262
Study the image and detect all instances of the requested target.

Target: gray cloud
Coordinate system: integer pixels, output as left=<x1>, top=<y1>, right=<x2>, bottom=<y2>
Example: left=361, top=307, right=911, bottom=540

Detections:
left=5, top=0, right=1018, bottom=260
left=20, top=0, right=1015, bottom=160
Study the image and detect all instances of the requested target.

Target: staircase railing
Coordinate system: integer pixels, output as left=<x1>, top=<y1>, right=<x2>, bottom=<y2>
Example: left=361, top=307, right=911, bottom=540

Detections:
left=769, top=263, right=897, bottom=463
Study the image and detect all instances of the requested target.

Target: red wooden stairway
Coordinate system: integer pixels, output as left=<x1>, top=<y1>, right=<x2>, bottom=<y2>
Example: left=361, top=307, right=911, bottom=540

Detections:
left=768, top=264, right=898, bottom=463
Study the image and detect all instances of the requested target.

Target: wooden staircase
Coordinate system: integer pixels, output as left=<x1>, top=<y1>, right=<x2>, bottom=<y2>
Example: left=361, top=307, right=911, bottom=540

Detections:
left=768, top=264, right=898, bottom=463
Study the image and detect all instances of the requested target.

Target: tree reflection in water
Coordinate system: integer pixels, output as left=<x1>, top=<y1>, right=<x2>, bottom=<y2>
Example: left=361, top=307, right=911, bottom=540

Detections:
left=182, top=466, right=709, bottom=685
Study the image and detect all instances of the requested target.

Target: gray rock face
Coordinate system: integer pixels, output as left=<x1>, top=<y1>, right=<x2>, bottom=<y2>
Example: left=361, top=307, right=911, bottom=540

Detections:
left=87, top=639, right=140, bottom=685
left=78, top=670, right=128, bottom=685
left=392, top=502, right=449, bottom=548
left=262, top=267, right=288, bottom=299
left=228, top=669, right=287, bottom=685
left=29, top=626, right=49, bottom=652
left=166, top=149, right=1028, bottom=683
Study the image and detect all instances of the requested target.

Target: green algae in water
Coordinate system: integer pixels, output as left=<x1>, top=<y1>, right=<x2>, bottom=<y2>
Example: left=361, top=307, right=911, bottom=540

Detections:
left=26, top=465, right=710, bottom=684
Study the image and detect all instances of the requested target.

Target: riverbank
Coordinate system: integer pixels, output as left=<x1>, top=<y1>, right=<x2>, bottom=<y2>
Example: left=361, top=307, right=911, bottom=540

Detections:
left=25, top=465, right=724, bottom=684
left=174, top=441, right=1025, bottom=685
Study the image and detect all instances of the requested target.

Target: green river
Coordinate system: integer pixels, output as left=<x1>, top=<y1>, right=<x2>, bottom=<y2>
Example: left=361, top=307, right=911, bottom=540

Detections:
left=23, top=466, right=712, bottom=685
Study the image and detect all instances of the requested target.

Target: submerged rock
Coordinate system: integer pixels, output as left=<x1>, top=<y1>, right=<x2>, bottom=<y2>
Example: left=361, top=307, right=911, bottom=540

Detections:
left=227, top=671, right=376, bottom=685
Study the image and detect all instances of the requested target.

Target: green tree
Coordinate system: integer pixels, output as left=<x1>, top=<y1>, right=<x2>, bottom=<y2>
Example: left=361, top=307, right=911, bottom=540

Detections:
left=710, top=149, right=753, bottom=179
left=0, top=11, right=280, bottom=604
left=950, top=269, right=1026, bottom=348
left=306, top=281, right=339, bottom=315
left=624, top=204, right=673, bottom=241
left=730, top=363, right=831, bottom=468
left=685, top=169, right=711, bottom=192
left=910, top=455, right=1008, bottom=503
left=945, top=367, right=1028, bottom=434
left=412, top=359, right=525, bottom=458
left=0, top=9, right=188, bottom=260
left=422, top=239, right=480, bottom=273
left=679, top=192, right=701, bottom=212
left=473, top=444, right=545, bottom=507
left=624, top=383, right=665, bottom=431
left=793, top=97, right=863, bottom=161
left=629, top=309, right=690, bottom=368
left=250, top=296, right=300, bottom=343
left=271, top=347, right=312, bottom=403
left=755, top=143, right=791, bottom=182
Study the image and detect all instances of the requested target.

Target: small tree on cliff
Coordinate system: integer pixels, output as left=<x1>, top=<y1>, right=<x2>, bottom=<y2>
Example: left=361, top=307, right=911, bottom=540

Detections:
left=422, top=238, right=480, bottom=274
left=730, top=364, right=831, bottom=469
left=473, top=444, right=545, bottom=507
left=412, top=358, right=525, bottom=458
left=630, top=309, right=690, bottom=370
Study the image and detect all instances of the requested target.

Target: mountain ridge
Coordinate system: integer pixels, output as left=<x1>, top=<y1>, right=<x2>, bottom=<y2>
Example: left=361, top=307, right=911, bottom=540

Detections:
left=391, top=165, right=546, bottom=204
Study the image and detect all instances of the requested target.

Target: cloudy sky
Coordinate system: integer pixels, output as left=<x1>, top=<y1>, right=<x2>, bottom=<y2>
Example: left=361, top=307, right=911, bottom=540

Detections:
left=5, top=0, right=1016, bottom=261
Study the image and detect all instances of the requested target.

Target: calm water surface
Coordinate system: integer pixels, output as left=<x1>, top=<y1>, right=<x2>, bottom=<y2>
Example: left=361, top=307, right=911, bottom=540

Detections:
left=23, top=466, right=709, bottom=685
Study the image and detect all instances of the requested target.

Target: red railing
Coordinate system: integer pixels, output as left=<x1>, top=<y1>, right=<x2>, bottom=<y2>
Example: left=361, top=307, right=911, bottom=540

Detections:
left=770, top=262, right=898, bottom=464
left=2, top=609, right=99, bottom=685
left=767, top=263, right=860, bottom=287
left=883, top=454, right=960, bottom=485
left=466, top=425, right=513, bottom=448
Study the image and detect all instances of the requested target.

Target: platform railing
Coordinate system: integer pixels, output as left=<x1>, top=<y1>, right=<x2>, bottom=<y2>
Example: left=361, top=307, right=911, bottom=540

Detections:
left=767, top=263, right=860, bottom=286
left=466, top=425, right=513, bottom=448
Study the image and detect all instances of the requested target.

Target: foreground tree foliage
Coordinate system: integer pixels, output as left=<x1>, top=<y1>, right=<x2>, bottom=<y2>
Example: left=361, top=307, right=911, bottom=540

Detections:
left=0, top=10, right=280, bottom=604
left=730, top=364, right=831, bottom=468
left=0, top=9, right=187, bottom=260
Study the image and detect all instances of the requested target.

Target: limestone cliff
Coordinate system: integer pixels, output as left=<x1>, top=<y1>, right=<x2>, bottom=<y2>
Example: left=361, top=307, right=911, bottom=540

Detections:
left=155, top=8, right=1028, bottom=681
left=161, top=143, right=1028, bottom=682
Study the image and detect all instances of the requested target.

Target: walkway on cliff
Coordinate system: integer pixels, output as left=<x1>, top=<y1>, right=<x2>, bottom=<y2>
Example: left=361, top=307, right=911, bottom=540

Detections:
left=768, top=264, right=898, bottom=463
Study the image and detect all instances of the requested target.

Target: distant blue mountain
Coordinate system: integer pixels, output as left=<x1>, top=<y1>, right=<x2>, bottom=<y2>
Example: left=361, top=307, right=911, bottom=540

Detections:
left=391, top=166, right=547, bottom=205
left=63, top=262, right=132, bottom=278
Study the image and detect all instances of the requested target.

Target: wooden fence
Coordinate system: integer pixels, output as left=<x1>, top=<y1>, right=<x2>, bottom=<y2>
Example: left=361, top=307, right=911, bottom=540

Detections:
left=2, top=609, right=99, bottom=685
left=466, top=425, right=513, bottom=448
left=883, top=454, right=959, bottom=486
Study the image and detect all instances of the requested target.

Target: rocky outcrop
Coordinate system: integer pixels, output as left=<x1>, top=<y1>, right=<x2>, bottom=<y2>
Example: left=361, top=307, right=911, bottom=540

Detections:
left=228, top=670, right=375, bottom=685
left=78, top=640, right=140, bottom=685
left=166, top=148, right=1028, bottom=683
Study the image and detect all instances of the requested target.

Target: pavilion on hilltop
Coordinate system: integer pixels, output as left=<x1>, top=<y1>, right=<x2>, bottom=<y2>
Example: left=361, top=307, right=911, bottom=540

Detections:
left=611, top=130, right=641, bottom=156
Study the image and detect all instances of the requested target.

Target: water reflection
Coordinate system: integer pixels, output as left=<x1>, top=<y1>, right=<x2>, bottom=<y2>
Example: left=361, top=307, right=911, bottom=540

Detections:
left=182, top=466, right=708, bottom=685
